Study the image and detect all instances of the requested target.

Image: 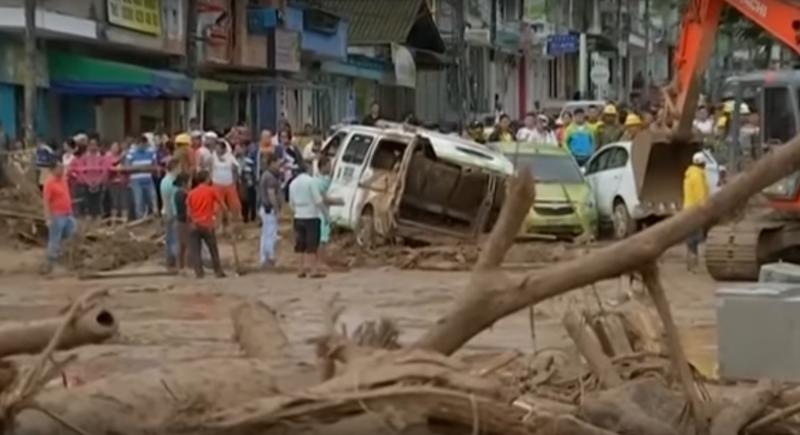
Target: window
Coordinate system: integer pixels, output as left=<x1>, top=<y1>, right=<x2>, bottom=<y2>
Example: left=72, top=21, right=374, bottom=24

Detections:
left=341, top=134, right=374, bottom=164
left=370, top=139, right=407, bottom=170
left=764, top=87, right=796, bottom=144
left=506, top=154, right=583, bottom=183
left=323, top=131, right=347, bottom=159
left=606, top=148, right=629, bottom=170
left=585, top=148, right=614, bottom=175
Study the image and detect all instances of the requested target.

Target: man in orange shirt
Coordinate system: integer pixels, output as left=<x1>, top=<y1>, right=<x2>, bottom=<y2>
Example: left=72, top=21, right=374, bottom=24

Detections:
left=186, top=170, right=226, bottom=278
left=42, top=161, right=76, bottom=273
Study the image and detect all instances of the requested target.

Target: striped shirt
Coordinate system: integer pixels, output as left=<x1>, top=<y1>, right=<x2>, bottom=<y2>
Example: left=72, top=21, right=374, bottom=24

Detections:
left=125, top=146, right=157, bottom=182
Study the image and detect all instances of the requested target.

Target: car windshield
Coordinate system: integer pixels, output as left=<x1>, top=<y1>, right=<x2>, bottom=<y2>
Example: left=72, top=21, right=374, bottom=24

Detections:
left=506, top=153, right=584, bottom=183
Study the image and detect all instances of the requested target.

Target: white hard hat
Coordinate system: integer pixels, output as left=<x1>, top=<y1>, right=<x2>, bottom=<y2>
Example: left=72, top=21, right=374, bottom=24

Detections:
left=692, top=152, right=706, bottom=165
left=203, top=131, right=218, bottom=139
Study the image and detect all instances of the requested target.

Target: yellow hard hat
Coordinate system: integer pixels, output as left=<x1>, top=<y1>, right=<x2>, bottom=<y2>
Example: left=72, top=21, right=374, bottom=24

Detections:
left=722, top=100, right=750, bottom=114
left=624, top=113, right=642, bottom=127
left=603, top=104, right=618, bottom=115
left=174, top=133, right=191, bottom=145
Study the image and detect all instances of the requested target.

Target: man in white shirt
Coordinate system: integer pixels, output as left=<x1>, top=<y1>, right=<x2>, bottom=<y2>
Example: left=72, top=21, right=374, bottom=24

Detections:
left=693, top=106, right=715, bottom=136
left=211, top=140, right=241, bottom=220
left=517, top=113, right=557, bottom=145
left=289, top=168, right=326, bottom=278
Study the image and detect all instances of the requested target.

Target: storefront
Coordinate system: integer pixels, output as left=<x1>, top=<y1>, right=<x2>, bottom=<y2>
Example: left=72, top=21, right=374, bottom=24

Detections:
left=47, top=51, right=193, bottom=139
left=0, top=40, right=49, bottom=142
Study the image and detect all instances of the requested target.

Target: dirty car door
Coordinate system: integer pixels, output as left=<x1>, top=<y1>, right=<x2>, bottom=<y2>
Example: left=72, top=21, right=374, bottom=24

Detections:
left=327, top=133, right=376, bottom=230
left=354, top=136, right=412, bottom=236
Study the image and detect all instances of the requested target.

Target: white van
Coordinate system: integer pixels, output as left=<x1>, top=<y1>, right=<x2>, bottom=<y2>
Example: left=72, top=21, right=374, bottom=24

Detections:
left=321, top=124, right=514, bottom=246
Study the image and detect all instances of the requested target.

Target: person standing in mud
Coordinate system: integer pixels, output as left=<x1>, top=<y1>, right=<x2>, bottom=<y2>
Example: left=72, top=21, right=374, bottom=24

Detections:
left=186, top=170, right=226, bottom=278
left=172, top=173, right=191, bottom=274
left=42, top=161, right=76, bottom=274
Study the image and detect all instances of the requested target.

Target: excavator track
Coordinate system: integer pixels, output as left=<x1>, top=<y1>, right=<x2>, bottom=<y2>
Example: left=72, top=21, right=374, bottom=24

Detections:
left=705, top=223, right=762, bottom=281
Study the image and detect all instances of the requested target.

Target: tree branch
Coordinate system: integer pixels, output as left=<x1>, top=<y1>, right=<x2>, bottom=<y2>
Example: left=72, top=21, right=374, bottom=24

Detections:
left=415, top=133, right=800, bottom=355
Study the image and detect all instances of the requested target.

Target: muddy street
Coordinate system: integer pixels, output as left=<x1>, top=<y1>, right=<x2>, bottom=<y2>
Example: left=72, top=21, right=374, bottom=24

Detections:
left=0, top=244, right=720, bottom=385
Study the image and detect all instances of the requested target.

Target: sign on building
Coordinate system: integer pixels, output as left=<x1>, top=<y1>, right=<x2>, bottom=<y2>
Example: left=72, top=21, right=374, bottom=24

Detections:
left=392, top=44, right=416, bottom=89
left=546, top=33, right=579, bottom=56
left=107, top=0, right=162, bottom=35
left=197, top=0, right=232, bottom=64
left=270, top=29, right=301, bottom=73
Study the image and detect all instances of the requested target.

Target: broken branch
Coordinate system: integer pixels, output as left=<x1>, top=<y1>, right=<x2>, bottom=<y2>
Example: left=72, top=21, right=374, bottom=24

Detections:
left=475, top=168, right=536, bottom=271
left=415, top=132, right=800, bottom=355
left=562, top=311, right=622, bottom=389
left=640, top=264, right=709, bottom=434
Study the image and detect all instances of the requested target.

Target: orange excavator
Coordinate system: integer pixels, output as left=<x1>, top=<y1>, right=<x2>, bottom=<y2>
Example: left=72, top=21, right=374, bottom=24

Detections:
left=650, top=0, right=800, bottom=281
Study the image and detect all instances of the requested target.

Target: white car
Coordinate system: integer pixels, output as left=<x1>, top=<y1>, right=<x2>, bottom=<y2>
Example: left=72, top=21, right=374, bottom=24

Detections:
left=583, top=141, right=720, bottom=238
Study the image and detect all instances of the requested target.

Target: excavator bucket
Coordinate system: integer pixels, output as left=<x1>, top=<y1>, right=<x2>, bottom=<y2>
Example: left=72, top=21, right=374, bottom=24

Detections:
left=630, top=129, right=700, bottom=211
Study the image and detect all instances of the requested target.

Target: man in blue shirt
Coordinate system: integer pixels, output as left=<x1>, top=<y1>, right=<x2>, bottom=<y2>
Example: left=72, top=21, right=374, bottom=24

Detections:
left=565, top=108, right=597, bottom=166
left=125, top=135, right=158, bottom=219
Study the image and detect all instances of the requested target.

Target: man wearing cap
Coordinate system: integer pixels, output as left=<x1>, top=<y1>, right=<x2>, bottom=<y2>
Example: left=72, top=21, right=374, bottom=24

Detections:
left=683, top=152, right=710, bottom=272
left=172, top=133, right=194, bottom=176
left=622, top=113, right=643, bottom=140
left=597, top=104, right=622, bottom=148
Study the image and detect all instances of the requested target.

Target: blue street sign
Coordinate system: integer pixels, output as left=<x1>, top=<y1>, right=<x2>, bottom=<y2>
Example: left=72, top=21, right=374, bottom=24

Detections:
left=547, top=33, right=579, bottom=56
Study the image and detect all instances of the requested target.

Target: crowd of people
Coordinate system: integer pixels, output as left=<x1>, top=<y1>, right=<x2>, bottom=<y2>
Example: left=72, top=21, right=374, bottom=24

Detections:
left=38, top=121, right=336, bottom=278
left=458, top=98, right=756, bottom=170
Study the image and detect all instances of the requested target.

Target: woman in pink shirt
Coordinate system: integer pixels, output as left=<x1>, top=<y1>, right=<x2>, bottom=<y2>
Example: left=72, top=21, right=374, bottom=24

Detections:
left=70, top=137, right=108, bottom=219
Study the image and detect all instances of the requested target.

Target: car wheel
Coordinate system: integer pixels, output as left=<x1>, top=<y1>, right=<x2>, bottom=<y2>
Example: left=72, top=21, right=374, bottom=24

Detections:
left=612, top=201, right=634, bottom=239
left=356, top=206, right=376, bottom=249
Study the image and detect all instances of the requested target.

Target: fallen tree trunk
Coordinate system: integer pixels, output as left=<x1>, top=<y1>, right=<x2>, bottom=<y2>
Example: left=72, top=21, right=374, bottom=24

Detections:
left=230, top=300, right=288, bottom=359
left=0, top=306, right=117, bottom=358
left=13, top=359, right=283, bottom=435
left=414, top=132, right=800, bottom=355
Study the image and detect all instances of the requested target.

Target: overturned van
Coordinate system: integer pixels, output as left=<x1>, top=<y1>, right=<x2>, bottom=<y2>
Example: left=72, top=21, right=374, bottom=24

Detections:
left=321, top=124, right=514, bottom=246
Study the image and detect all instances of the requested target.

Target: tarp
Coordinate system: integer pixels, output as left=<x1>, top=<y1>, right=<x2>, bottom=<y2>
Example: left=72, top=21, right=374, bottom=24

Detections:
left=48, top=52, right=193, bottom=99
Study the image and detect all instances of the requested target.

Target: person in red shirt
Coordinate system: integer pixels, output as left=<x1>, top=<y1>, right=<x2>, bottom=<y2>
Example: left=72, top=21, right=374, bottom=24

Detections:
left=70, top=136, right=108, bottom=220
left=186, top=170, right=225, bottom=278
left=42, top=161, right=76, bottom=273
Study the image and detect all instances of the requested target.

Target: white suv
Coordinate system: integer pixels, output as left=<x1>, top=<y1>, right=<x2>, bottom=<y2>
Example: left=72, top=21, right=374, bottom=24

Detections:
left=583, top=141, right=720, bottom=238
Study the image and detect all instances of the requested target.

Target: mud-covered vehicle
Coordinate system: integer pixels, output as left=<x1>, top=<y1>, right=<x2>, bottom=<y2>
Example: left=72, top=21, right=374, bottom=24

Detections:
left=321, top=124, right=514, bottom=246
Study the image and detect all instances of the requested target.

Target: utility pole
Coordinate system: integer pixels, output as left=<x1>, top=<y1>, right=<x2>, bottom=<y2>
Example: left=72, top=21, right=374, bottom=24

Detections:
left=452, top=0, right=468, bottom=122
left=185, top=0, right=199, bottom=128
left=643, top=0, right=651, bottom=94
left=23, top=0, right=36, bottom=148
left=615, top=0, right=625, bottom=102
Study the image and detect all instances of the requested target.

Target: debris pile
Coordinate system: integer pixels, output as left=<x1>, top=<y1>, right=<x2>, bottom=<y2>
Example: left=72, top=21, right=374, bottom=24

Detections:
left=3, top=133, right=800, bottom=434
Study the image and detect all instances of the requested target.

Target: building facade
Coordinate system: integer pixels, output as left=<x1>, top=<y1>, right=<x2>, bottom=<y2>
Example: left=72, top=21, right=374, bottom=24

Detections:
left=0, top=0, right=193, bottom=141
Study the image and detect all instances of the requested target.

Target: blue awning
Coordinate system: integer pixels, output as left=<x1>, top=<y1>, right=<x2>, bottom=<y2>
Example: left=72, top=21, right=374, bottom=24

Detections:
left=48, top=52, right=194, bottom=99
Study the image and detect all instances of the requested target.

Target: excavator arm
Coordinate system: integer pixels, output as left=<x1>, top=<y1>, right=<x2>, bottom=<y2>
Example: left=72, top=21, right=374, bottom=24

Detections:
left=672, top=0, right=800, bottom=138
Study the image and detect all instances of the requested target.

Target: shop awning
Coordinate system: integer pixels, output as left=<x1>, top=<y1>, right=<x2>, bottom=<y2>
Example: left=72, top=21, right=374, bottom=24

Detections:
left=48, top=52, right=193, bottom=99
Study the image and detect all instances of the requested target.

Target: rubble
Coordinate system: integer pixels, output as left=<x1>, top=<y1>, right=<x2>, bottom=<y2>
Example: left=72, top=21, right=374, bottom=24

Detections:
left=3, top=131, right=800, bottom=435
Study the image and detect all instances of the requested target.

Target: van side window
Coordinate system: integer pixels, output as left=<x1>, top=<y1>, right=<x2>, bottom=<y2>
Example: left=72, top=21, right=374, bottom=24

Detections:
left=764, top=87, right=796, bottom=144
left=323, top=131, right=348, bottom=159
left=341, top=134, right=374, bottom=164
left=370, top=139, right=407, bottom=171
